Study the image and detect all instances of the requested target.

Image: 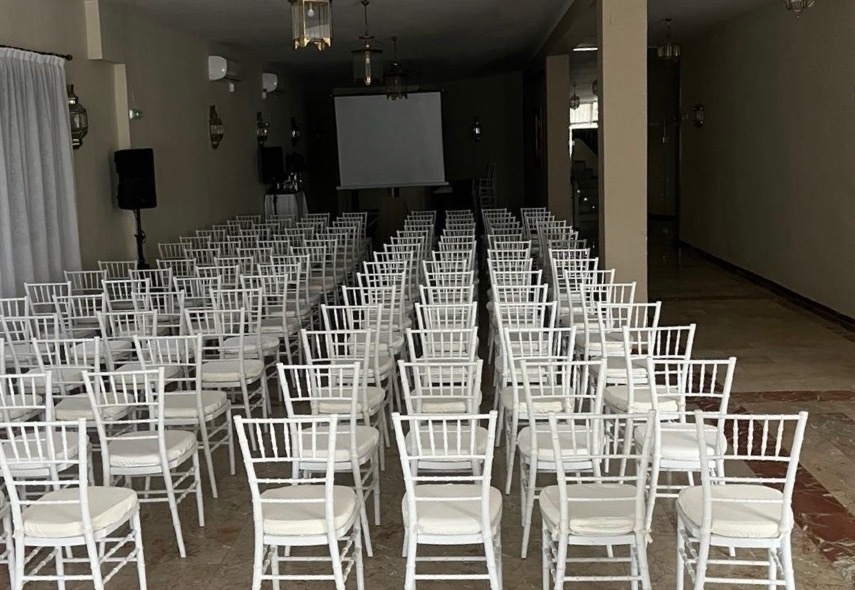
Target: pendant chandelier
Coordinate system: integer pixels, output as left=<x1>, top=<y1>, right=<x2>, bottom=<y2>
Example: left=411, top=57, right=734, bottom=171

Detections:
left=569, top=83, right=580, bottom=110
left=782, top=0, right=815, bottom=16
left=289, top=0, right=332, bottom=50
left=352, top=0, right=382, bottom=86
left=385, top=36, right=408, bottom=100
left=657, top=18, right=680, bottom=63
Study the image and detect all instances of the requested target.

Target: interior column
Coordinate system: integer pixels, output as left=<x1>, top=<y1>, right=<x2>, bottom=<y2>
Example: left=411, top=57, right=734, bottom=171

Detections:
left=545, top=54, right=572, bottom=223
left=597, top=0, right=648, bottom=300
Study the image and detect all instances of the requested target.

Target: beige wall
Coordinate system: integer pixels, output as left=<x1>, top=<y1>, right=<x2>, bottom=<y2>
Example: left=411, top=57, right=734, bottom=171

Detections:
left=680, top=0, right=855, bottom=315
left=443, top=72, right=525, bottom=212
left=0, top=0, right=304, bottom=268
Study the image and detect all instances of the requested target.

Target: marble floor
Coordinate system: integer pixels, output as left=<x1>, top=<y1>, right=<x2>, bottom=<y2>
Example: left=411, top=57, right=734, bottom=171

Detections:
left=7, top=242, right=855, bottom=589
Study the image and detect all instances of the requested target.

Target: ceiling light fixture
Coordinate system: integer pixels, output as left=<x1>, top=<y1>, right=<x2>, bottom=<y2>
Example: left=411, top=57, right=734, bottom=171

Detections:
left=657, top=18, right=680, bottom=63
left=782, top=0, right=815, bottom=16
left=352, top=0, right=382, bottom=86
left=569, top=83, right=580, bottom=110
left=385, top=36, right=408, bottom=100
left=289, top=0, right=332, bottom=51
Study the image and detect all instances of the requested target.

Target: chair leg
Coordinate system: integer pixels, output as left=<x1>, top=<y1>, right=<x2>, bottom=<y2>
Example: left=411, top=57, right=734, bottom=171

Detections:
left=226, top=408, right=236, bottom=476
left=520, top=457, right=537, bottom=559
left=354, top=519, right=365, bottom=590
left=270, top=546, right=280, bottom=590
left=404, top=531, right=418, bottom=590
left=768, top=548, right=778, bottom=590
left=636, top=533, right=652, bottom=590
left=541, top=524, right=551, bottom=590
left=132, top=512, right=148, bottom=590
left=694, top=530, right=711, bottom=590
left=55, top=547, right=66, bottom=590
left=675, top=517, right=686, bottom=590
left=484, top=530, right=501, bottom=590
left=372, top=454, right=381, bottom=527
left=12, top=536, right=24, bottom=590
left=199, top=417, right=218, bottom=499
left=163, top=472, right=187, bottom=558
left=83, top=535, right=106, bottom=590
left=645, top=457, right=660, bottom=531
left=251, top=538, right=264, bottom=590
left=193, top=452, right=206, bottom=528
left=781, top=535, right=796, bottom=590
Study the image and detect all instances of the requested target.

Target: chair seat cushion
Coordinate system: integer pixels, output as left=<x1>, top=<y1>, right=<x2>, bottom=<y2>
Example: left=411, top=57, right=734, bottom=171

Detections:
left=74, top=339, right=133, bottom=358
left=517, top=427, right=592, bottom=464
left=25, top=367, right=84, bottom=391
left=21, top=486, right=138, bottom=539
left=298, top=426, right=380, bottom=463
left=108, top=430, right=197, bottom=468
left=201, top=359, right=265, bottom=383
left=540, top=483, right=637, bottom=536
left=403, top=484, right=502, bottom=536
left=55, top=393, right=131, bottom=422
left=637, top=422, right=724, bottom=462
left=2, top=430, right=86, bottom=474
left=0, top=393, right=45, bottom=421
left=500, top=385, right=567, bottom=414
left=260, top=317, right=301, bottom=336
left=261, top=485, right=358, bottom=537
left=317, top=386, right=385, bottom=415
left=223, top=335, right=279, bottom=355
left=405, top=426, right=488, bottom=457
left=163, top=390, right=230, bottom=420
left=116, top=364, right=181, bottom=382
left=677, top=485, right=789, bottom=538
left=604, top=385, right=679, bottom=413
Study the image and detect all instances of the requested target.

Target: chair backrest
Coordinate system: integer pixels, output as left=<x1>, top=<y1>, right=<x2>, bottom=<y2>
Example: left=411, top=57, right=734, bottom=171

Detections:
left=515, top=356, right=606, bottom=417
left=130, top=268, right=174, bottom=292
left=1, top=315, right=61, bottom=372
left=0, top=419, right=91, bottom=525
left=98, top=260, right=136, bottom=279
left=157, top=258, right=197, bottom=279
left=54, top=294, right=106, bottom=338
left=0, top=371, right=52, bottom=422
left=184, top=308, right=248, bottom=359
left=277, top=363, right=365, bottom=424
left=134, top=334, right=203, bottom=394
left=0, top=296, right=30, bottom=318
left=33, top=337, right=101, bottom=396
left=647, top=357, right=737, bottom=420
left=398, top=359, right=483, bottom=414
left=64, top=270, right=107, bottom=294
left=98, top=310, right=159, bottom=340
left=419, top=285, right=475, bottom=305
left=494, top=301, right=558, bottom=332
left=234, top=415, right=341, bottom=541
left=158, top=242, right=187, bottom=260
left=405, top=327, right=478, bottom=361
left=103, top=278, right=151, bottom=312
left=693, top=411, right=808, bottom=538
left=392, top=412, right=498, bottom=524
left=83, top=368, right=166, bottom=485
left=588, top=302, right=662, bottom=359
left=25, top=281, right=71, bottom=314
left=414, top=302, right=478, bottom=330
left=132, top=290, right=186, bottom=333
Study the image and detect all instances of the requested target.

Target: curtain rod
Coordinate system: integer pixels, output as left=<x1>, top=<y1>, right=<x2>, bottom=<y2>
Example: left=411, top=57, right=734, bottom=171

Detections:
left=0, top=44, right=72, bottom=61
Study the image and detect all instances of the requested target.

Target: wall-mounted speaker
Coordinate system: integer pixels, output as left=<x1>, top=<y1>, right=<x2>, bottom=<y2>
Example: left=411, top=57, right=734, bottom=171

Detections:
left=114, top=148, right=157, bottom=210
left=259, top=146, right=285, bottom=185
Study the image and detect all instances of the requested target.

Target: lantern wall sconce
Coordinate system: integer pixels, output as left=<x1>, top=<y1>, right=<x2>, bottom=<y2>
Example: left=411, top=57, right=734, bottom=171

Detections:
left=689, top=103, right=705, bottom=128
left=209, top=105, right=224, bottom=149
left=592, top=79, right=599, bottom=97
left=569, top=83, right=581, bottom=110
left=471, top=117, right=482, bottom=142
left=256, top=112, right=269, bottom=146
left=67, top=85, right=89, bottom=150
left=782, top=0, right=815, bottom=16
left=128, top=108, right=144, bottom=121
left=290, top=117, right=301, bottom=147
left=290, top=0, right=333, bottom=50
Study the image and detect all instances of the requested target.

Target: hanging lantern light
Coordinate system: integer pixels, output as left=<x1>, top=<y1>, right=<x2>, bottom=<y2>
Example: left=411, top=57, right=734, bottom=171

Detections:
left=289, top=0, right=332, bottom=50
left=67, top=85, right=88, bottom=150
left=569, top=83, right=581, bottom=110
left=256, top=112, right=269, bottom=146
left=352, top=0, right=382, bottom=86
left=657, top=18, right=681, bottom=63
left=782, top=0, right=815, bottom=16
left=385, top=36, right=408, bottom=100
left=471, top=117, right=482, bottom=142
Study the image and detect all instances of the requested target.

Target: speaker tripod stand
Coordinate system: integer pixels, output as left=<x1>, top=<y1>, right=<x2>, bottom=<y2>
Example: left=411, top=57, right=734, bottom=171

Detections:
left=133, top=209, right=150, bottom=269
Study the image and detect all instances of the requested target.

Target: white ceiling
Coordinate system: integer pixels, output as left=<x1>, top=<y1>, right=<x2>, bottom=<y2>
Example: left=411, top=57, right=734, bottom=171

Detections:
left=108, top=0, right=777, bottom=83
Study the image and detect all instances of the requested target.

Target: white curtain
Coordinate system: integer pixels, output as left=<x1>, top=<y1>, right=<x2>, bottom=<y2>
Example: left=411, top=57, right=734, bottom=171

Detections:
left=0, top=48, right=82, bottom=297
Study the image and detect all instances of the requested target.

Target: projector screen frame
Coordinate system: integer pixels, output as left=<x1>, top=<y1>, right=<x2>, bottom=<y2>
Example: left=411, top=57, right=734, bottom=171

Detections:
left=333, top=90, right=448, bottom=191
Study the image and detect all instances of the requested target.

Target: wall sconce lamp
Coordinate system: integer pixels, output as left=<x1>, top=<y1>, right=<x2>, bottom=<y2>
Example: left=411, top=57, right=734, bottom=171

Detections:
left=471, top=117, right=482, bottom=142
left=290, top=117, right=301, bottom=147
left=209, top=105, right=224, bottom=149
left=687, top=103, right=705, bottom=128
left=67, top=85, right=89, bottom=150
left=256, top=112, right=269, bottom=146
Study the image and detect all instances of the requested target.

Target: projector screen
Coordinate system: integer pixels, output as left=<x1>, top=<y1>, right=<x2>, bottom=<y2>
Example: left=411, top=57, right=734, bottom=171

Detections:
left=334, top=92, right=446, bottom=190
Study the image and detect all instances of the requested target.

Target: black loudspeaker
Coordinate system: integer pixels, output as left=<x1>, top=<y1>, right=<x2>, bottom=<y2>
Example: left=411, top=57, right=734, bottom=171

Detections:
left=114, top=148, right=157, bottom=210
left=259, top=146, right=285, bottom=184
